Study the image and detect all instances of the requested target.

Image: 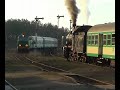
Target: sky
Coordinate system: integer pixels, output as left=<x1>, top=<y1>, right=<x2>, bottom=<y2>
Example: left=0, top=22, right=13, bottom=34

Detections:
left=5, top=0, right=115, bottom=29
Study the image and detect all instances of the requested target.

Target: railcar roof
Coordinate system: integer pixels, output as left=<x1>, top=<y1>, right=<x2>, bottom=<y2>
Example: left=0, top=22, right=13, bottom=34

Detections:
left=29, top=36, right=57, bottom=40
left=88, top=22, right=115, bottom=33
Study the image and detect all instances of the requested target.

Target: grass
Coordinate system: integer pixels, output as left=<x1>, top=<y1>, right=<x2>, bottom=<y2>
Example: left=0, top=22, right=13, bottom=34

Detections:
left=5, top=52, right=115, bottom=84
left=5, top=56, right=40, bottom=72
left=28, top=55, right=83, bottom=71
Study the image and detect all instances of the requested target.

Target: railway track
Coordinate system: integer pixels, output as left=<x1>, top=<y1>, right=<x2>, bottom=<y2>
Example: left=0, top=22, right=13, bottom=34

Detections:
left=14, top=53, right=114, bottom=88
left=15, top=54, right=68, bottom=72
left=6, top=49, right=114, bottom=69
left=5, top=80, right=18, bottom=90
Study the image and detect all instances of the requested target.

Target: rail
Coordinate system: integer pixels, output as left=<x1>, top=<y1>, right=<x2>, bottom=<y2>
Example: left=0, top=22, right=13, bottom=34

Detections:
left=5, top=80, right=18, bottom=90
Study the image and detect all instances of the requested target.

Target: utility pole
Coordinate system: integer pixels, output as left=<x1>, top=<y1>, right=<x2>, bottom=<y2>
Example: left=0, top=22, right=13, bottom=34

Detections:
left=70, top=20, right=72, bottom=31
left=35, top=16, right=44, bottom=48
left=61, top=36, right=64, bottom=48
left=57, top=15, right=64, bottom=28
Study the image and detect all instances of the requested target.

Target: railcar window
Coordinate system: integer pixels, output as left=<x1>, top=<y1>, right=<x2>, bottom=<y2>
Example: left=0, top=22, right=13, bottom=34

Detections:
left=112, top=34, right=115, bottom=37
left=108, top=35, right=111, bottom=39
left=89, top=36, right=91, bottom=40
left=95, top=35, right=98, bottom=45
left=107, top=40, right=111, bottom=45
left=88, top=41, right=90, bottom=45
left=87, top=35, right=98, bottom=45
left=93, top=35, right=98, bottom=45
left=95, top=35, right=98, bottom=39
left=91, top=35, right=94, bottom=45
left=112, top=39, right=115, bottom=45
left=87, top=35, right=91, bottom=45
left=107, top=34, right=111, bottom=45
left=92, top=36, right=94, bottom=39
left=103, top=41, right=106, bottom=45
left=112, top=34, right=115, bottom=45
left=103, top=35, right=106, bottom=39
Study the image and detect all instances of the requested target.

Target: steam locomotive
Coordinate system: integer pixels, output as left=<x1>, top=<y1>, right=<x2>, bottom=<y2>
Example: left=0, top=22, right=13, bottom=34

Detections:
left=63, top=22, right=115, bottom=67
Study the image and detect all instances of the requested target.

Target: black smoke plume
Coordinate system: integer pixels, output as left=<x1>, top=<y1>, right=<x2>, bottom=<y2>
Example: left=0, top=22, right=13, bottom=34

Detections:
left=65, top=0, right=80, bottom=26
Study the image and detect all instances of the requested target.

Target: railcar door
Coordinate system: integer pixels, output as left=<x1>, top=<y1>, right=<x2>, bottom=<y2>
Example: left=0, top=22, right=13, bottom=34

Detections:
left=98, top=33, right=103, bottom=57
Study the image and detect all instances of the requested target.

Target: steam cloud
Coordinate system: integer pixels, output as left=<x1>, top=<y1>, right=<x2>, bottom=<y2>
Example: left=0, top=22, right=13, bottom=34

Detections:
left=80, top=0, right=90, bottom=24
left=65, top=0, right=90, bottom=25
left=65, top=0, right=80, bottom=25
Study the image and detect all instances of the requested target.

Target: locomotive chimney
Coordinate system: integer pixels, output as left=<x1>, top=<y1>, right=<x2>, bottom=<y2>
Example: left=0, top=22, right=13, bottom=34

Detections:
left=73, top=23, right=76, bottom=28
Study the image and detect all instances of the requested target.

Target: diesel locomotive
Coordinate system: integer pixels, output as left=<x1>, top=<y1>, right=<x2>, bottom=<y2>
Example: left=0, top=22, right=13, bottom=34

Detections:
left=17, top=34, right=29, bottom=52
left=17, top=34, right=58, bottom=54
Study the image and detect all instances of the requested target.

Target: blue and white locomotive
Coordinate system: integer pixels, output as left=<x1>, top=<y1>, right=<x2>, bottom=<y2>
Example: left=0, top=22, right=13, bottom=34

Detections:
left=17, top=34, right=29, bottom=52
left=17, top=34, right=58, bottom=54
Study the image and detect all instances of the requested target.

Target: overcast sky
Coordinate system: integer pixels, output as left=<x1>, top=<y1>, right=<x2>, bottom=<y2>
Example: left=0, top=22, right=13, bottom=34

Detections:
left=5, top=0, right=115, bottom=29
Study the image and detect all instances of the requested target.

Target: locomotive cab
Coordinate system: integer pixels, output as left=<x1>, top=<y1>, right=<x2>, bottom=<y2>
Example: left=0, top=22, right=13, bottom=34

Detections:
left=71, top=25, right=92, bottom=62
left=17, top=34, right=29, bottom=53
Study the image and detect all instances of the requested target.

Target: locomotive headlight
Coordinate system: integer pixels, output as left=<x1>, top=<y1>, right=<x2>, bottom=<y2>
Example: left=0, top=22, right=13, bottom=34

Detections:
left=19, top=44, right=21, bottom=46
left=25, top=44, right=28, bottom=47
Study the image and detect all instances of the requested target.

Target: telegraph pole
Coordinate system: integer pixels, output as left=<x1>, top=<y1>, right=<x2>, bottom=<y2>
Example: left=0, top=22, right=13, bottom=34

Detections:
left=57, top=15, right=64, bottom=28
left=35, top=16, right=44, bottom=48
left=61, top=36, right=64, bottom=48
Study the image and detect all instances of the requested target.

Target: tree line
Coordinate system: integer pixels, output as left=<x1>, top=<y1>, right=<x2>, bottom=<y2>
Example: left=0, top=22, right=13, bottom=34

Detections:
left=5, top=19, right=69, bottom=48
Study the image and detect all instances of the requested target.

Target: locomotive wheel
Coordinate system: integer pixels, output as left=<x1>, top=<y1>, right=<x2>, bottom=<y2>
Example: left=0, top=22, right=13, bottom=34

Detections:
left=69, top=53, right=73, bottom=61
left=79, top=57, right=83, bottom=62
left=87, top=56, right=92, bottom=64
left=69, top=56, right=72, bottom=62
left=81, top=56, right=86, bottom=63
left=77, top=56, right=81, bottom=62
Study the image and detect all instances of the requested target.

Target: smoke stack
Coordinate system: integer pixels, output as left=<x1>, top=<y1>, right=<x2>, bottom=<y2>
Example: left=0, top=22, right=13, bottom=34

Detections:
left=73, top=23, right=76, bottom=28
left=65, top=0, right=80, bottom=27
